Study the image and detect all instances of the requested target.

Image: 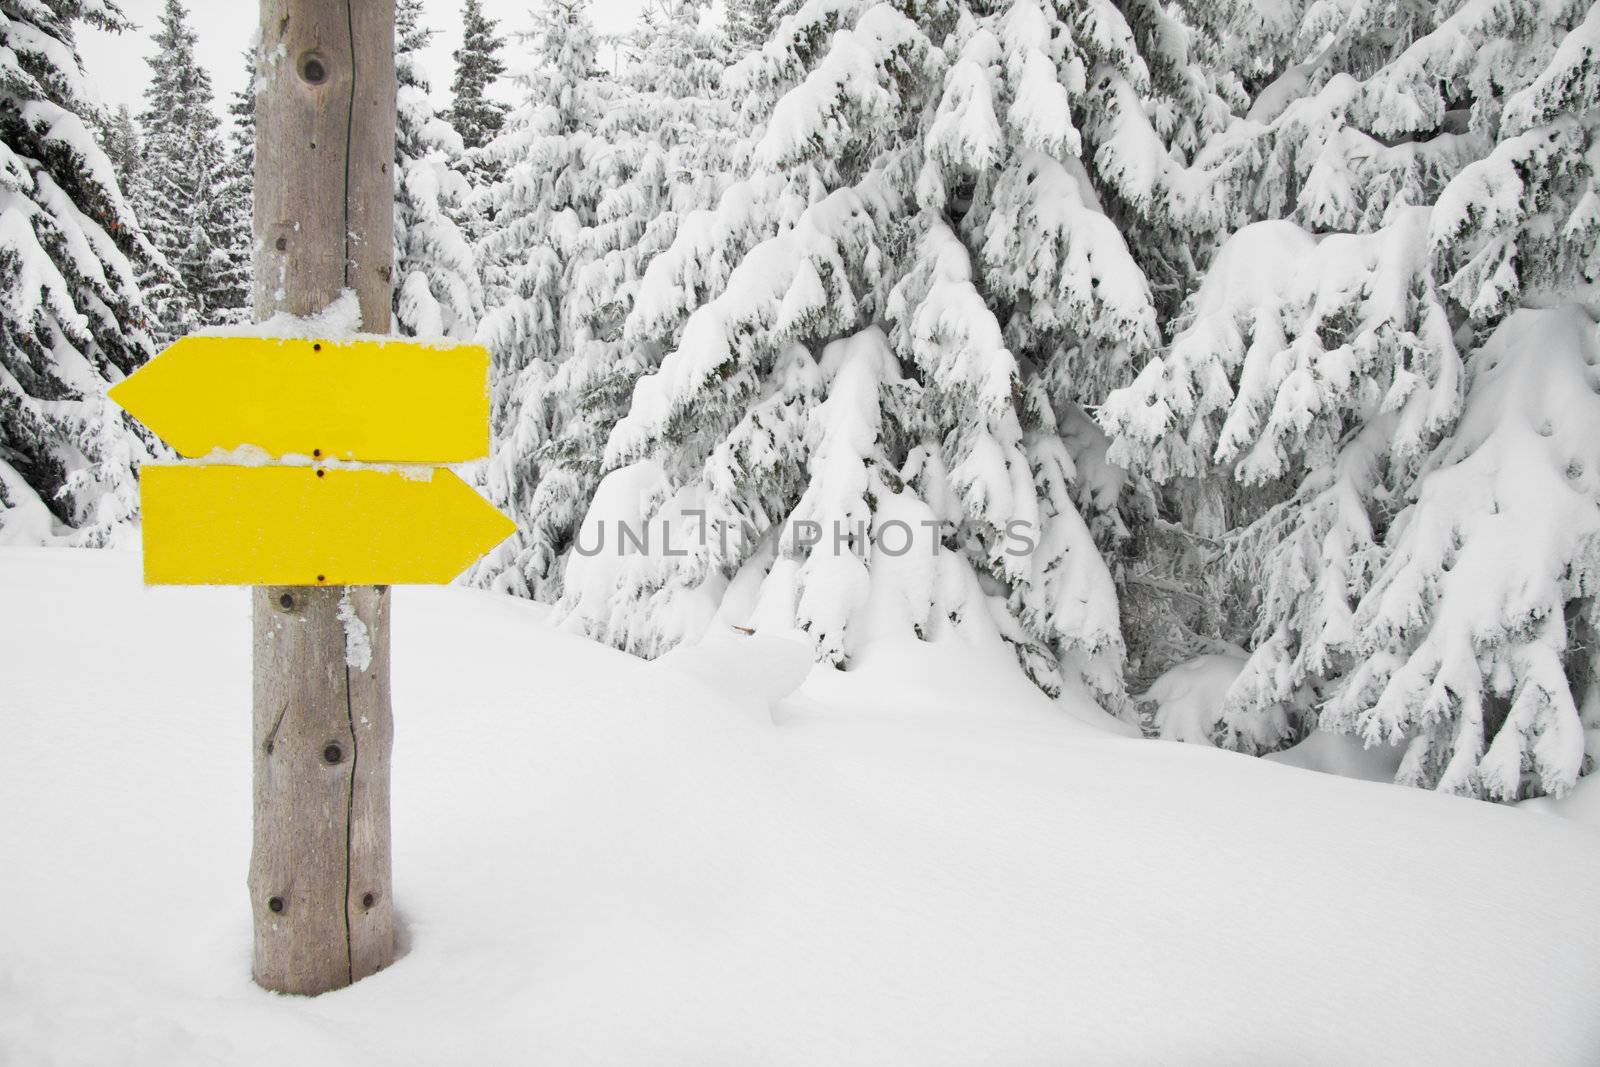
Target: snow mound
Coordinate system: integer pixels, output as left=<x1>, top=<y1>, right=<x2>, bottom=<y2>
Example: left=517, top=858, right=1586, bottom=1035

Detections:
left=1144, top=656, right=1409, bottom=783
left=1140, top=651, right=1250, bottom=744
left=654, top=631, right=813, bottom=717
left=1267, top=728, right=1407, bottom=784
left=4, top=549, right=1600, bottom=1064
left=1523, top=776, right=1600, bottom=831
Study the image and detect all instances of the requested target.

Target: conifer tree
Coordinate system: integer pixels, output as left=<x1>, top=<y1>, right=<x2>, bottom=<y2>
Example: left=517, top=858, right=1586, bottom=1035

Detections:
left=212, top=49, right=257, bottom=326
left=226, top=51, right=256, bottom=164
left=478, top=0, right=736, bottom=599
left=1330, top=307, right=1600, bottom=799
left=550, top=0, right=1211, bottom=708
left=449, top=0, right=509, bottom=154
left=395, top=0, right=481, bottom=338
left=0, top=0, right=157, bottom=545
left=135, top=0, right=246, bottom=339
left=723, top=0, right=776, bottom=54
left=99, top=104, right=140, bottom=197
left=473, top=0, right=610, bottom=599
left=1102, top=0, right=1600, bottom=796
left=1105, top=213, right=1462, bottom=749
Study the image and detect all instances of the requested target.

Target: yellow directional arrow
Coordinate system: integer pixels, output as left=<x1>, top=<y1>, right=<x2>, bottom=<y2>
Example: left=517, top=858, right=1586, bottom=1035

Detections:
left=109, top=336, right=490, bottom=462
left=140, top=465, right=515, bottom=585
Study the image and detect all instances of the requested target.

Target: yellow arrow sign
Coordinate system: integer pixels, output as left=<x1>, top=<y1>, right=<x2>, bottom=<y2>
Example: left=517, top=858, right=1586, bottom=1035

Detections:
left=140, top=465, right=515, bottom=585
left=109, top=336, right=490, bottom=462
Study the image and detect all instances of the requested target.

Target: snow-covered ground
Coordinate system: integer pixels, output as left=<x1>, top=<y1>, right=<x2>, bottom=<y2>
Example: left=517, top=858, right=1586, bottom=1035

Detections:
left=4, top=548, right=1599, bottom=1065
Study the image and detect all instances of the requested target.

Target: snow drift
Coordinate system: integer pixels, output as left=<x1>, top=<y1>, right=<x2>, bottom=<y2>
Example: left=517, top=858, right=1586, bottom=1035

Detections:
left=3, top=548, right=1600, bottom=1063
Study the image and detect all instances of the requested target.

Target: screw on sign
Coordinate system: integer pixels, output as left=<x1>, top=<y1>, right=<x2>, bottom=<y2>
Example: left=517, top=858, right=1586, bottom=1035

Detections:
left=107, top=0, right=514, bottom=996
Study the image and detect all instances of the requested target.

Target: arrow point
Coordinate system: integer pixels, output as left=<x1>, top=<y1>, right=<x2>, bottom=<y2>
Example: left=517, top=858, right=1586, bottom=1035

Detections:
left=432, top=470, right=516, bottom=580
left=107, top=360, right=180, bottom=451
left=107, top=370, right=146, bottom=416
left=482, top=505, right=518, bottom=552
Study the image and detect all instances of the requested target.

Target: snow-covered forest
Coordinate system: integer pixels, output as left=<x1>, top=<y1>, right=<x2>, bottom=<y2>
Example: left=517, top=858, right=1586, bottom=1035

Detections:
left=4, top=0, right=1600, bottom=803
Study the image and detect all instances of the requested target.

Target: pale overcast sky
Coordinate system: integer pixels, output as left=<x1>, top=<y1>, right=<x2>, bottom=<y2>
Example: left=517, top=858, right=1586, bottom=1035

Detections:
left=78, top=0, right=647, bottom=117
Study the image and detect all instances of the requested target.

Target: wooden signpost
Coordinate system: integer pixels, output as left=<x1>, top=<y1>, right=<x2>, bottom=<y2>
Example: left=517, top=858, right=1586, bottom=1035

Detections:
left=108, top=0, right=510, bottom=996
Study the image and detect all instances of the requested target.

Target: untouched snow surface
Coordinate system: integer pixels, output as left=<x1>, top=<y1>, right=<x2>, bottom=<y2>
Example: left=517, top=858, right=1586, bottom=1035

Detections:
left=4, top=548, right=1600, bottom=1064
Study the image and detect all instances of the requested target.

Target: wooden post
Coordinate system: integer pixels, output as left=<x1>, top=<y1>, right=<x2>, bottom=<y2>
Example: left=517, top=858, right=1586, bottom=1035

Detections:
left=249, top=0, right=397, bottom=995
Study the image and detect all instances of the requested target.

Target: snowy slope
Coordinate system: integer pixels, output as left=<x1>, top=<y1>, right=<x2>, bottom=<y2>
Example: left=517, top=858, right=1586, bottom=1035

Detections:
left=3, top=548, right=1599, bottom=1065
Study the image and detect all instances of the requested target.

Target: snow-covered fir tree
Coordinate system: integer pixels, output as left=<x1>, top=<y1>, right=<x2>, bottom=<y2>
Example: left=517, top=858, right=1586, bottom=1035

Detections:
left=451, top=0, right=510, bottom=249
left=98, top=103, right=139, bottom=195
left=449, top=0, right=509, bottom=155
left=1106, top=213, right=1462, bottom=747
left=1102, top=0, right=1600, bottom=797
left=395, top=0, right=481, bottom=338
left=546, top=0, right=1234, bottom=709
left=614, top=0, right=734, bottom=171
left=226, top=50, right=255, bottom=162
left=1329, top=307, right=1600, bottom=799
left=135, top=0, right=247, bottom=339
left=473, top=0, right=612, bottom=600
left=211, top=48, right=257, bottom=326
left=0, top=0, right=157, bottom=545
left=476, top=0, right=738, bottom=600
left=723, top=0, right=777, bottom=54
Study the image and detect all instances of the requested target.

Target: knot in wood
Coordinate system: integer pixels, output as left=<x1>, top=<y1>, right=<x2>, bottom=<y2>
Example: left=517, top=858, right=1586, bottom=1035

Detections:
left=299, top=53, right=329, bottom=86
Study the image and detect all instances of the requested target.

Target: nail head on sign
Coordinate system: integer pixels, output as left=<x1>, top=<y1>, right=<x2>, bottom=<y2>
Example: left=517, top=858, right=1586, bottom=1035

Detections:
left=323, top=743, right=343, bottom=765
left=278, top=592, right=294, bottom=609
left=268, top=896, right=284, bottom=913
